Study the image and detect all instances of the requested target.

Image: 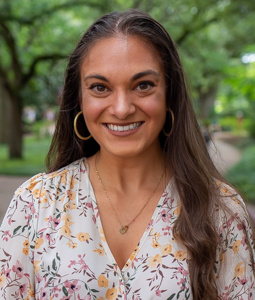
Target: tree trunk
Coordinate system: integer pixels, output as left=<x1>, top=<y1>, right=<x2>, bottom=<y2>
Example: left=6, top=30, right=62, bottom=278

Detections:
left=198, top=84, right=219, bottom=120
left=0, top=91, right=10, bottom=144
left=7, top=94, right=23, bottom=159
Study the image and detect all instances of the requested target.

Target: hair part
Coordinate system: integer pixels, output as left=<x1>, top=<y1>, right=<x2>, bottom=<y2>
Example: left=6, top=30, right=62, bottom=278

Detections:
left=46, top=9, right=228, bottom=299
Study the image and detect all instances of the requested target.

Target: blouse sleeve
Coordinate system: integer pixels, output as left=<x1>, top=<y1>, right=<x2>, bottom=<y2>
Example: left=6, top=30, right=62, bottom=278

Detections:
left=215, top=186, right=255, bottom=299
left=0, top=174, right=43, bottom=300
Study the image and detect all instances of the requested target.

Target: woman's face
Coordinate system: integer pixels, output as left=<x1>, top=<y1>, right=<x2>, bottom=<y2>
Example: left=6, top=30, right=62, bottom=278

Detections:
left=80, top=36, right=166, bottom=159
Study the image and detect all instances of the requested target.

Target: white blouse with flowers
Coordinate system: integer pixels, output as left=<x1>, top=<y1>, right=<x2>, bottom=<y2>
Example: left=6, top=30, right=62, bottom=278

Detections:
left=0, top=158, right=254, bottom=299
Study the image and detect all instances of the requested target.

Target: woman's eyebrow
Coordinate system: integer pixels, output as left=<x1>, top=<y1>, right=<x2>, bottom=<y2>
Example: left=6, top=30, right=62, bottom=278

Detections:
left=83, top=74, right=109, bottom=82
left=131, top=70, right=160, bottom=81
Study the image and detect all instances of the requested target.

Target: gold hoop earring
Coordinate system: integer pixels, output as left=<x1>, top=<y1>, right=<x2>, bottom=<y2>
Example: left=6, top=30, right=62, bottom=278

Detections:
left=74, top=111, right=92, bottom=140
left=163, top=109, right=174, bottom=137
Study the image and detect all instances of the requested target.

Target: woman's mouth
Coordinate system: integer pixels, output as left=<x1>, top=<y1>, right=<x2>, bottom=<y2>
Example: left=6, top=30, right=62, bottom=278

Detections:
left=106, top=122, right=143, bottom=132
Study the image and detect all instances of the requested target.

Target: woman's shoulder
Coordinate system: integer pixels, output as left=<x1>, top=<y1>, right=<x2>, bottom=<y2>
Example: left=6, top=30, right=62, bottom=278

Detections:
left=14, top=158, right=87, bottom=197
left=215, top=181, right=251, bottom=228
left=216, top=180, right=246, bottom=212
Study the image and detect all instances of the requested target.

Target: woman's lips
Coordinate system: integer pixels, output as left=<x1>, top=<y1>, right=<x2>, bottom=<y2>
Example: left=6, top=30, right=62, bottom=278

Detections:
left=105, top=122, right=143, bottom=132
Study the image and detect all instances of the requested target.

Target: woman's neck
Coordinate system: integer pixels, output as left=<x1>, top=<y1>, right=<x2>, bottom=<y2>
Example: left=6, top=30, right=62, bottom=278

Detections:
left=89, top=145, right=168, bottom=193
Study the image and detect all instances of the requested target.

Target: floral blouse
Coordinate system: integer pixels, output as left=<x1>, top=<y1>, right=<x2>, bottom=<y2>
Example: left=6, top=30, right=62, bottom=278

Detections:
left=0, top=158, right=254, bottom=300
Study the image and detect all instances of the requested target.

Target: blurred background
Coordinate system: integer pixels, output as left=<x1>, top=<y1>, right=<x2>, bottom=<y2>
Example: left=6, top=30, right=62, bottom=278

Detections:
left=0, top=0, right=255, bottom=221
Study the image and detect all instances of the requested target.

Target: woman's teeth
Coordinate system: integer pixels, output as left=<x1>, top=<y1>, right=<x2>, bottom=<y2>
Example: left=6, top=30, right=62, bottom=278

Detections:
left=107, top=122, right=142, bottom=132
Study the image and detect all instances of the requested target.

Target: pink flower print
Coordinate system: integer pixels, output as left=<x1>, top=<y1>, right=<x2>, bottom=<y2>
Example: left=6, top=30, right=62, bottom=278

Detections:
left=64, top=279, right=81, bottom=294
left=155, top=289, right=161, bottom=296
left=160, top=209, right=171, bottom=222
left=86, top=202, right=93, bottom=208
left=19, top=283, right=28, bottom=297
left=3, top=230, right=11, bottom=242
left=227, top=216, right=234, bottom=228
left=39, top=287, right=48, bottom=300
left=4, top=268, right=11, bottom=278
left=12, top=261, right=24, bottom=279
left=68, top=260, right=76, bottom=268
left=53, top=217, right=61, bottom=227
left=177, top=266, right=189, bottom=276
left=28, top=202, right=36, bottom=214
left=8, top=218, right=13, bottom=225
left=238, top=277, right=248, bottom=285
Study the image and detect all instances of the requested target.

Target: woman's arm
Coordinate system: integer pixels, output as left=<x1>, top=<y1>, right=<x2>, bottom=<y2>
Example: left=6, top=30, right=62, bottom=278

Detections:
left=0, top=175, right=43, bottom=300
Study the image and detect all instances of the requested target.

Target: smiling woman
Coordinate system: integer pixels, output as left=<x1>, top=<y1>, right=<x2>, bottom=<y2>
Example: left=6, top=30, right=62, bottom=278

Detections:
left=0, top=9, right=254, bottom=300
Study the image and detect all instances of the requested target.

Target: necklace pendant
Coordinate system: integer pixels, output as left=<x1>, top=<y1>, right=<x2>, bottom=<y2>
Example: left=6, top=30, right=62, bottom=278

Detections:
left=120, top=225, right=129, bottom=234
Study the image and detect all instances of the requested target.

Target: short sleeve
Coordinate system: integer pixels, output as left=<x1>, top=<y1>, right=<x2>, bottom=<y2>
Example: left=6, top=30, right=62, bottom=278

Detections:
left=0, top=174, right=43, bottom=299
left=215, top=185, right=255, bottom=299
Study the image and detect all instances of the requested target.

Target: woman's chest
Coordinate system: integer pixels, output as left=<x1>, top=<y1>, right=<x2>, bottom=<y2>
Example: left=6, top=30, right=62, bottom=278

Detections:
left=33, top=197, right=191, bottom=299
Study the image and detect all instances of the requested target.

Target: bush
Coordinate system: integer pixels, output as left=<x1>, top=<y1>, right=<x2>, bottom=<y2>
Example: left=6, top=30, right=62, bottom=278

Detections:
left=226, top=145, right=255, bottom=203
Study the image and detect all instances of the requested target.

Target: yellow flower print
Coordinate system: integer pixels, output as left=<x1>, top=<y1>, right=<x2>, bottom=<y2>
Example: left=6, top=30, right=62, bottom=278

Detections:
left=60, top=175, right=67, bottom=185
left=35, top=238, right=44, bottom=249
left=160, top=244, right=172, bottom=256
left=106, top=287, right=117, bottom=300
left=23, top=247, right=29, bottom=255
left=70, top=178, right=78, bottom=189
left=34, top=261, right=41, bottom=274
left=221, top=186, right=232, bottom=196
left=174, top=250, right=187, bottom=261
left=152, top=241, right=160, bottom=248
left=32, top=189, right=40, bottom=198
left=68, top=190, right=76, bottom=201
left=148, top=254, right=162, bottom=269
left=174, top=205, right=181, bottom=215
left=23, top=240, right=29, bottom=247
left=94, top=244, right=105, bottom=256
left=232, top=240, right=241, bottom=254
left=100, top=227, right=106, bottom=242
left=98, top=274, right=109, bottom=288
left=219, top=252, right=225, bottom=263
left=0, top=272, right=6, bottom=287
left=130, top=246, right=139, bottom=261
left=76, top=232, right=90, bottom=242
left=67, top=240, right=77, bottom=249
left=60, top=225, right=72, bottom=237
left=235, top=262, right=245, bottom=277
left=69, top=201, right=77, bottom=210
left=61, top=213, right=74, bottom=226
left=97, top=298, right=105, bottom=300
left=29, top=288, right=35, bottom=298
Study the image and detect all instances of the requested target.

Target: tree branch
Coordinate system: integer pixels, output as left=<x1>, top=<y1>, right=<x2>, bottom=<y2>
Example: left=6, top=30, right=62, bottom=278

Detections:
left=22, top=54, right=67, bottom=85
left=0, top=23, right=22, bottom=86
left=0, top=0, right=105, bottom=25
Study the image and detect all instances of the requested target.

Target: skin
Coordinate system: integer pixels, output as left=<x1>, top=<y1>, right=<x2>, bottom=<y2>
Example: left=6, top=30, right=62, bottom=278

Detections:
left=80, top=36, right=170, bottom=269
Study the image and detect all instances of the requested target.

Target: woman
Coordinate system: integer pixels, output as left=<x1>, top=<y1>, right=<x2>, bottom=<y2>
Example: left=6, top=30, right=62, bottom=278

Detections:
left=0, top=10, right=254, bottom=300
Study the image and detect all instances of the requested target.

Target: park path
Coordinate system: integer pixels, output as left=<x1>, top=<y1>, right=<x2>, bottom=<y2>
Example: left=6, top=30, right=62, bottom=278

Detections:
left=0, top=133, right=254, bottom=223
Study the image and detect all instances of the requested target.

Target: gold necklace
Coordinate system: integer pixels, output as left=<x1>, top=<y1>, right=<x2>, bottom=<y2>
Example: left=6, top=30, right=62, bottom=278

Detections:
left=95, top=154, right=164, bottom=235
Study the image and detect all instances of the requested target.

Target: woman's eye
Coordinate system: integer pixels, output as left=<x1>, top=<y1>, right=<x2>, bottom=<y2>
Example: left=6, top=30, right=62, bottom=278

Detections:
left=90, top=84, right=108, bottom=93
left=136, top=82, right=155, bottom=91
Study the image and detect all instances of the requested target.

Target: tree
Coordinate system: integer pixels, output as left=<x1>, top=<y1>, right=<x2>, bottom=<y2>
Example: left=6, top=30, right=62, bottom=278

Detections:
left=0, top=0, right=106, bottom=158
left=1, top=0, right=255, bottom=159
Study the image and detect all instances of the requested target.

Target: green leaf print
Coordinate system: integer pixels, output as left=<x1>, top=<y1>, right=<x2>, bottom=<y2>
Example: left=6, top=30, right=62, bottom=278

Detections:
left=13, top=225, right=22, bottom=235
left=167, top=294, right=176, bottom=300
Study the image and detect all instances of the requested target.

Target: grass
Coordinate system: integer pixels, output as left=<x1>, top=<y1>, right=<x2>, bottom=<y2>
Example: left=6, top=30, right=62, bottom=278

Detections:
left=0, top=135, right=51, bottom=176
left=226, top=144, right=255, bottom=204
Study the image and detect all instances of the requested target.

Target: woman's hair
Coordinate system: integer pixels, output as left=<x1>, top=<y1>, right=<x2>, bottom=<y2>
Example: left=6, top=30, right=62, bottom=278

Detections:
left=46, top=10, right=226, bottom=299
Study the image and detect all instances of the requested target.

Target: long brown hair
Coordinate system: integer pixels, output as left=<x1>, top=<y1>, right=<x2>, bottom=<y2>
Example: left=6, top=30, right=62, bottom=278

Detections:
left=46, top=10, right=226, bottom=299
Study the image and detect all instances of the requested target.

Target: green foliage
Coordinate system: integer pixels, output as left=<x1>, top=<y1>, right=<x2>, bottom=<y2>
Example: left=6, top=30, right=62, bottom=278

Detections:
left=226, top=144, right=255, bottom=203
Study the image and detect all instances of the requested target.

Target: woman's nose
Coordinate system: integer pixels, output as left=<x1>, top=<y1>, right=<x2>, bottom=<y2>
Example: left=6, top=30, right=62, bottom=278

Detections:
left=108, top=91, right=136, bottom=119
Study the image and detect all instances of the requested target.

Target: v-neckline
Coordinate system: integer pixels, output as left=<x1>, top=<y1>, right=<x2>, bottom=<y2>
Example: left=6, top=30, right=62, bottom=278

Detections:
left=82, top=158, right=173, bottom=273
